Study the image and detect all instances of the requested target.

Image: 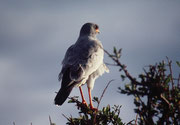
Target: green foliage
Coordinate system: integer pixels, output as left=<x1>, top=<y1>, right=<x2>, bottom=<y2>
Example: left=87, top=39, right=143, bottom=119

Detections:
left=63, top=97, right=124, bottom=125
left=107, top=47, right=180, bottom=125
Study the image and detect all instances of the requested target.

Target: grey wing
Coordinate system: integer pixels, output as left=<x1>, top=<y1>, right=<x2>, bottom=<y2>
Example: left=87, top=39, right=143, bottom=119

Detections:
left=59, top=39, right=105, bottom=82
left=62, top=44, right=75, bottom=66
left=58, top=43, right=85, bottom=81
left=70, top=40, right=105, bottom=80
left=58, top=44, right=75, bottom=81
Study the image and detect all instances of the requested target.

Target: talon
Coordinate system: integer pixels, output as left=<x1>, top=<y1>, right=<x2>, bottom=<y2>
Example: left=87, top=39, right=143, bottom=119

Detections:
left=90, top=106, right=98, bottom=111
left=82, top=100, right=88, bottom=106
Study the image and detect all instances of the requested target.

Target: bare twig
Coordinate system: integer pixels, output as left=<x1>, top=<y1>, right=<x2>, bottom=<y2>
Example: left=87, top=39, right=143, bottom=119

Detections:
left=134, top=113, right=138, bottom=125
left=126, top=119, right=135, bottom=125
left=62, top=114, right=69, bottom=120
left=105, top=62, right=117, bottom=66
left=166, top=57, right=174, bottom=89
left=116, top=105, right=122, bottom=120
left=49, top=115, right=52, bottom=125
left=97, top=79, right=114, bottom=109
left=178, top=74, right=180, bottom=88
left=160, top=94, right=170, bottom=106
left=104, top=49, right=140, bottom=85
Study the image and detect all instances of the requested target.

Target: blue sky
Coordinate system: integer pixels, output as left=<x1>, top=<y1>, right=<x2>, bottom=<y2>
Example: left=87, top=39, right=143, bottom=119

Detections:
left=0, top=0, right=180, bottom=124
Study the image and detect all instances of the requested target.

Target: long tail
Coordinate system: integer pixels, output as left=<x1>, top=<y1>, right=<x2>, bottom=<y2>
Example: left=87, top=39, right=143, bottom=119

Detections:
left=54, top=84, right=75, bottom=106
left=54, top=68, right=76, bottom=106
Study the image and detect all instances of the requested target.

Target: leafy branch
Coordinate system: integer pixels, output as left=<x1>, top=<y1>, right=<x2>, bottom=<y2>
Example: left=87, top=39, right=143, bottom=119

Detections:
left=64, top=96, right=124, bottom=125
left=63, top=80, right=126, bottom=125
left=105, top=47, right=180, bottom=125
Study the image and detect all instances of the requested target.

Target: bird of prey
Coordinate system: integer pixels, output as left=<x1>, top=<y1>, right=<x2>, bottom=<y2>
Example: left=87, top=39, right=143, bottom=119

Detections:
left=54, top=23, right=109, bottom=110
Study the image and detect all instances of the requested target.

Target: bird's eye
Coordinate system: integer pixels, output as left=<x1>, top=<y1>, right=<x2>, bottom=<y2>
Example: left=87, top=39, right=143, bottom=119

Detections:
left=94, top=25, right=99, bottom=30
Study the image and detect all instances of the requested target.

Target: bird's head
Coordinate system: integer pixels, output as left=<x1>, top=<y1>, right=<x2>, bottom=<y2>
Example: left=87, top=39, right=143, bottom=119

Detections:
left=79, top=23, right=100, bottom=37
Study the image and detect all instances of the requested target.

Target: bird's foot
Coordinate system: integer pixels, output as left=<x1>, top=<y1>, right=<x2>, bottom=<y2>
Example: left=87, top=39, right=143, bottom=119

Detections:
left=77, top=100, right=88, bottom=110
left=82, top=100, right=88, bottom=106
left=90, top=106, right=98, bottom=111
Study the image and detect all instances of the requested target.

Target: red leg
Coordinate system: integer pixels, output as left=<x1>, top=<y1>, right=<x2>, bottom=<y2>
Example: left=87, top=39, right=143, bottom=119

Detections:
left=88, top=88, right=97, bottom=111
left=79, top=86, right=87, bottom=106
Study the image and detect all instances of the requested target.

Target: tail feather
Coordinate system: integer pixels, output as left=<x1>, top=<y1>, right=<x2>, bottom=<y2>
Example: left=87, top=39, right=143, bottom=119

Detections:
left=54, top=67, right=76, bottom=106
left=54, top=84, right=74, bottom=105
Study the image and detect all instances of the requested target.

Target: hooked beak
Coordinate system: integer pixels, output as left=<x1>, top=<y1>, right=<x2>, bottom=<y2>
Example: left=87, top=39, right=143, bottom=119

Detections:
left=96, top=29, right=100, bottom=34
